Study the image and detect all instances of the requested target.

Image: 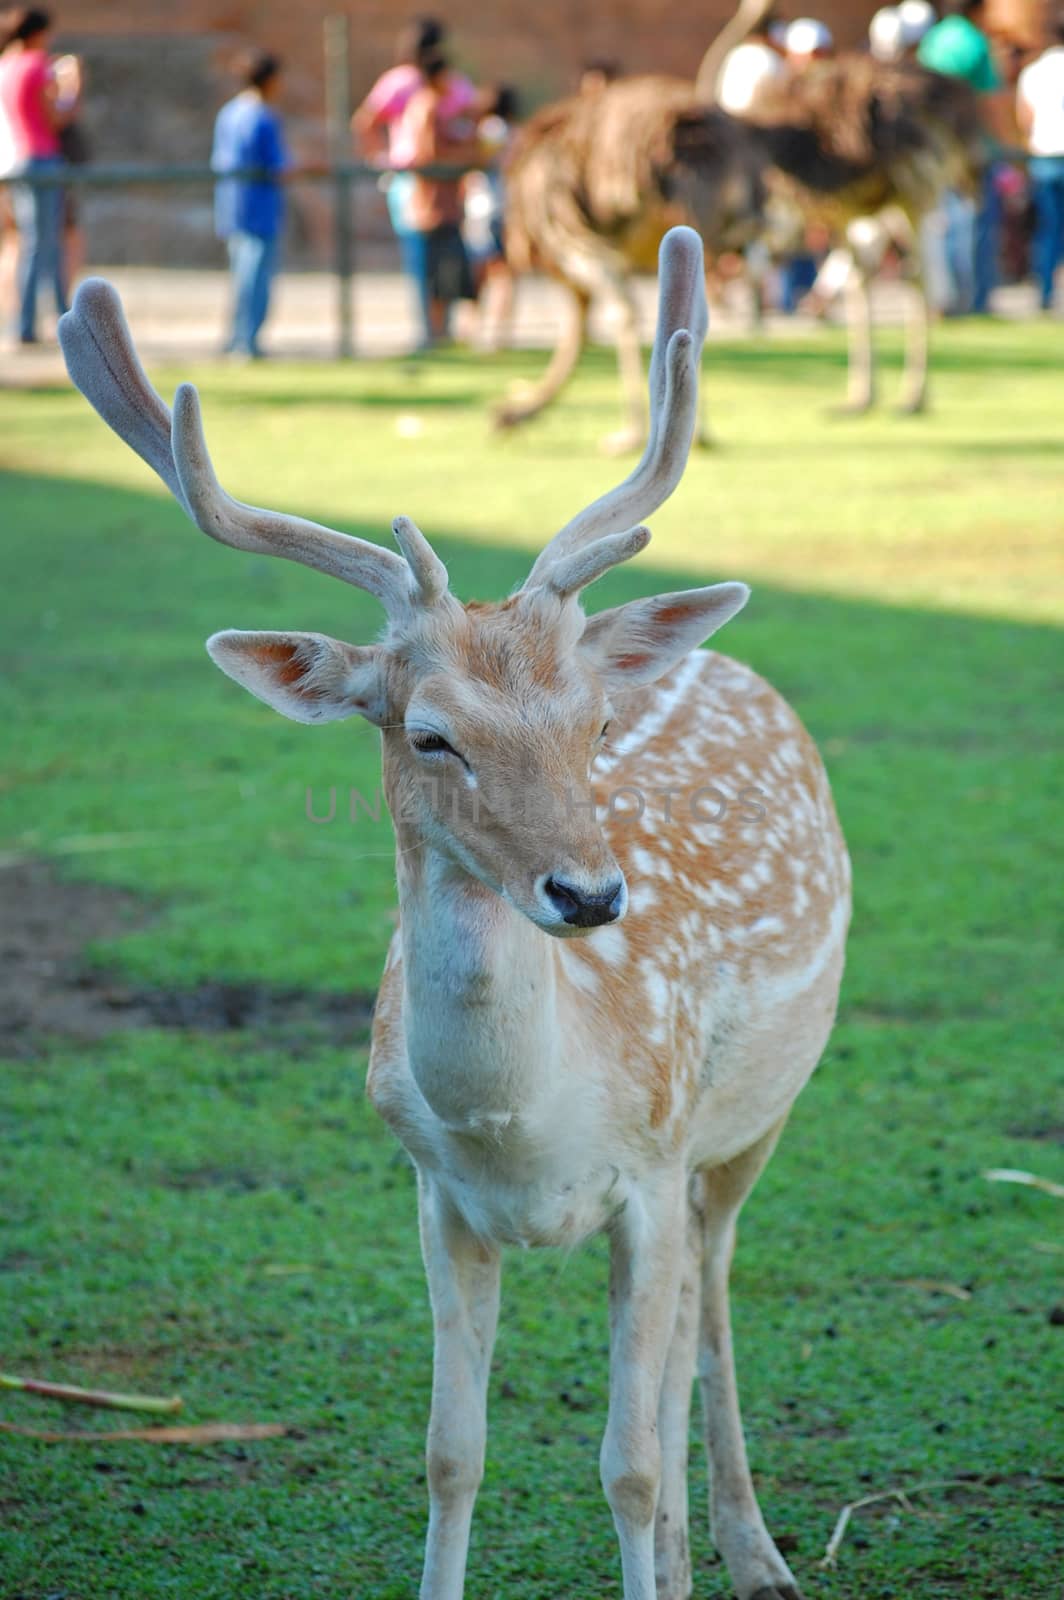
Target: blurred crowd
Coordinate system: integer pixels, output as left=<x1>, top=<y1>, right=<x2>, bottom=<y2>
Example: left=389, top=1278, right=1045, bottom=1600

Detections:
left=718, top=1, right=1064, bottom=319
left=1, top=2, right=1063, bottom=356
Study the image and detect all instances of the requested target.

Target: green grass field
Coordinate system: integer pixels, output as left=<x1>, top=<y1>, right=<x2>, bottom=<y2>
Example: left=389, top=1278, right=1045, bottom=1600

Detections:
left=1, top=324, right=1062, bottom=1599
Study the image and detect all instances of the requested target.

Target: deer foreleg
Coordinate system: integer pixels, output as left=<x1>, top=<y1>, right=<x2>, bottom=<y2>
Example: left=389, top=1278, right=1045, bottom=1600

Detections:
left=697, top=1122, right=803, bottom=1600
left=601, top=1175, right=687, bottom=1600
left=417, top=1176, right=502, bottom=1600
left=492, top=284, right=590, bottom=429
left=898, top=253, right=930, bottom=416
left=653, top=1182, right=704, bottom=1600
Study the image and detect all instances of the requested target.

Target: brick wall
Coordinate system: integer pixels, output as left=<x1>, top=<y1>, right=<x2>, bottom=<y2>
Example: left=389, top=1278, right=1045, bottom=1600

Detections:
left=56, top=1, right=1049, bottom=267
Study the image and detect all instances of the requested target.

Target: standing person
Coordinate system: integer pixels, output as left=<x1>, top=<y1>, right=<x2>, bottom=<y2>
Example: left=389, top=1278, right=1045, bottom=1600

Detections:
left=778, top=19, right=835, bottom=314
left=352, top=18, right=475, bottom=353
left=918, top=0, right=1010, bottom=313
left=716, top=7, right=784, bottom=112
left=401, top=53, right=478, bottom=346
left=461, top=84, right=518, bottom=349
left=0, top=7, right=77, bottom=345
left=212, top=50, right=289, bottom=360
left=1016, top=11, right=1064, bottom=311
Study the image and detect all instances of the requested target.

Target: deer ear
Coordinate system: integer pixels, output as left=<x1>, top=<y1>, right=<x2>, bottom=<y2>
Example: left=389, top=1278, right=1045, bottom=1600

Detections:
left=578, top=583, right=749, bottom=690
left=206, top=631, right=390, bottom=725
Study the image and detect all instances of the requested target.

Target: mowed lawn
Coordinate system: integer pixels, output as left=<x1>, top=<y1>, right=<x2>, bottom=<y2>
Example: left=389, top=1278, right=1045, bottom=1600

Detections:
left=0, top=323, right=1062, bottom=1599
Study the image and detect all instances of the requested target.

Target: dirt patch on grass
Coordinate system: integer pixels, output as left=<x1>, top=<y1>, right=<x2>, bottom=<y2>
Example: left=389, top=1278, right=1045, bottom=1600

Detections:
left=1005, top=1121, right=1064, bottom=1145
left=0, top=860, right=374, bottom=1058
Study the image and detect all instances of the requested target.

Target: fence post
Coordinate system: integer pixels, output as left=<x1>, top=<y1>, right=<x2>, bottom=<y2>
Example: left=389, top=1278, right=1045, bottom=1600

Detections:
left=324, top=14, right=354, bottom=359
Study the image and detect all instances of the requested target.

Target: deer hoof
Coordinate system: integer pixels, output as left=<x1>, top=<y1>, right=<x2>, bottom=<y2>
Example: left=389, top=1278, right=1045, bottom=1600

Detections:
left=895, top=395, right=928, bottom=417
left=600, top=425, right=646, bottom=456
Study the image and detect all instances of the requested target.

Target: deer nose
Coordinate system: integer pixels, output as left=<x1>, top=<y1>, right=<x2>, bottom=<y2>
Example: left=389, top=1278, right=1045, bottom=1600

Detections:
left=543, top=875, right=627, bottom=928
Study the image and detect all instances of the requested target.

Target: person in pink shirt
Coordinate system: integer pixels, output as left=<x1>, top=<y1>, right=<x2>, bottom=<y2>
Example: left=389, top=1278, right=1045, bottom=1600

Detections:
left=0, top=7, right=78, bottom=342
left=352, top=17, right=475, bottom=350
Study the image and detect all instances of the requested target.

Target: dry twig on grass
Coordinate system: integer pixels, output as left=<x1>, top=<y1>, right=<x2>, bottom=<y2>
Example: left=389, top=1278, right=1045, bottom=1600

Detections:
left=818, top=1478, right=984, bottom=1569
left=983, top=1168, right=1064, bottom=1200
left=893, top=1278, right=972, bottom=1301
left=0, top=1372, right=182, bottom=1415
left=0, top=1420, right=287, bottom=1444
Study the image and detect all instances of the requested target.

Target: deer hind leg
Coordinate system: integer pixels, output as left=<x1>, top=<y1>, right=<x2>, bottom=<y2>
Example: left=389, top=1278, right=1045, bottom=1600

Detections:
left=653, top=1178, right=704, bottom=1600
left=897, top=249, right=930, bottom=416
left=697, top=1120, right=804, bottom=1600
left=491, top=282, right=590, bottom=430
left=417, top=1175, right=502, bottom=1600
left=601, top=274, right=649, bottom=456
left=838, top=264, right=875, bottom=415
left=601, top=1173, right=688, bottom=1600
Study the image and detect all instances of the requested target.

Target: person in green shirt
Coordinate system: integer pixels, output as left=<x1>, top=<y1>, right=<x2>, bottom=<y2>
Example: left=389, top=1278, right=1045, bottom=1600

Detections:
left=918, top=0, right=1002, bottom=91
left=917, top=0, right=1007, bottom=313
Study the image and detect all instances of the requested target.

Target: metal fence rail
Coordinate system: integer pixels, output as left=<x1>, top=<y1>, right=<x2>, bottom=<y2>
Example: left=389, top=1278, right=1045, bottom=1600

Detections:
left=0, top=160, right=481, bottom=359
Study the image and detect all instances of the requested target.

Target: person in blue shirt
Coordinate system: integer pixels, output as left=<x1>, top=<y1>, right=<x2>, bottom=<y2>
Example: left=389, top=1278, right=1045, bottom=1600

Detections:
left=212, top=52, right=289, bottom=358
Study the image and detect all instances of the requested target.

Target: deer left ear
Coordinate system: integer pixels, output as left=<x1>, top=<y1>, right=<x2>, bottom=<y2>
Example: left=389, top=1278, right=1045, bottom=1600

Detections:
left=206, top=630, right=390, bottom=725
left=578, top=582, right=750, bottom=690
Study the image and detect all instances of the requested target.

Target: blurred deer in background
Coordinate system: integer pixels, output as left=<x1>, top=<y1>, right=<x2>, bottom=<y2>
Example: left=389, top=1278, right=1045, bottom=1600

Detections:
left=60, top=226, right=850, bottom=1600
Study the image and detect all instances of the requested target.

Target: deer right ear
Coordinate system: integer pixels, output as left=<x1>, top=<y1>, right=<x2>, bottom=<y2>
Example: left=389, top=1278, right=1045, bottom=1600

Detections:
left=206, top=631, right=390, bottom=726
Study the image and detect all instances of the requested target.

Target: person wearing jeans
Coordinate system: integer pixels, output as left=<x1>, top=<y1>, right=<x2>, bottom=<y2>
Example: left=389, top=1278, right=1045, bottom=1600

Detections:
left=11, top=153, right=64, bottom=339
left=225, top=228, right=279, bottom=356
left=0, top=8, right=79, bottom=343
left=212, top=50, right=288, bottom=358
left=351, top=18, right=475, bottom=352
left=1017, top=16, right=1064, bottom=311
left=918, top=0, right=1011, bottom=315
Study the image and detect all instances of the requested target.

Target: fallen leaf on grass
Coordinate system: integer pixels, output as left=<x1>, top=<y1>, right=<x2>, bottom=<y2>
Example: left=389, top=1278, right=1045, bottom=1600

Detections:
left=983, top=1168, right=1064, bottom=1199
left=894, top=1278, right=972, bottom=1301
left=0, top=1421, right=288, bottom=1444
left=0, top=1372, right=182, bottom=1414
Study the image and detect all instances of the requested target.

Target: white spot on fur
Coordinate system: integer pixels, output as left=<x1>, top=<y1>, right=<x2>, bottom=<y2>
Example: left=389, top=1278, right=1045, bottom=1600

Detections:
left=591, top=924, right=627, bottom=966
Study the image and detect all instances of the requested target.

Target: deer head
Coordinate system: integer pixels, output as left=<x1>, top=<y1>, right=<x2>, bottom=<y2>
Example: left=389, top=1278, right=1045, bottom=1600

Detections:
left=58, top=227, right=747, bottom=937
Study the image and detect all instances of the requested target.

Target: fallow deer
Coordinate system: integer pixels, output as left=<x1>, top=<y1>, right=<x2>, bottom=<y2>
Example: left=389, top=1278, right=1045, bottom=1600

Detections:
left=59, top=226, right=850, bottom=1600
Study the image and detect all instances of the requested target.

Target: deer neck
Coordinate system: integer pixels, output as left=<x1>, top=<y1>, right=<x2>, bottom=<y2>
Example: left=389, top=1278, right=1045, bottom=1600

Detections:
left=394, top=838, right=561, bottom=1134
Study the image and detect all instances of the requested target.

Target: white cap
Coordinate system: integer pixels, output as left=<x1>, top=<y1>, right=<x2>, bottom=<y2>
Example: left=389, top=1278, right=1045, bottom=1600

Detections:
left=898, top=0, right=936, bottom=45
left=869, top=6, right=905, bottom=61
left=786, top=17, right=835, bottom=56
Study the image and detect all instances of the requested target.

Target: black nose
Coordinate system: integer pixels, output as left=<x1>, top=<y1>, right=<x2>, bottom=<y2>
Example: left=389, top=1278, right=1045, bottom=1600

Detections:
left=543, top=875, right=626, bottom=928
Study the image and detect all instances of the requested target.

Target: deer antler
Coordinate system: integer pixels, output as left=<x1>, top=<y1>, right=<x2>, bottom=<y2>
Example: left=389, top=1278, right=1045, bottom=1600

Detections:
left=58, top=279, right=444, bottom=617
left=523, top=226, right=708, bottom=593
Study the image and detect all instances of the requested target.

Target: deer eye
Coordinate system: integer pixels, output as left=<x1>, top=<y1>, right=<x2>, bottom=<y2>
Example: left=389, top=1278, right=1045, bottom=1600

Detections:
left=598, top=720, right=611, bottom=741
left=408, top=730, right=458, bottom=758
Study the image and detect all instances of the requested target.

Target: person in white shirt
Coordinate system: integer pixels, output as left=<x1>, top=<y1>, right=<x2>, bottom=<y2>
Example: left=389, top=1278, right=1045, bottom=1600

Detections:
left=716, top=11, right=785, bottom=116
left=1016, top=14, right=1064, bottom=309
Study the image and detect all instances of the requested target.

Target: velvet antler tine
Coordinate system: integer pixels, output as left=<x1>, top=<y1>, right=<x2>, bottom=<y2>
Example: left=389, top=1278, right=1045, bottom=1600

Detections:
left=544, top=527, right=652, bottom=600
left=392, top=516, right=450, bottom=605
left=524, top=227, right=707, bottom=589
left=58, top=278, right=192, bottom=518
left=644, top=225, right=708, bottom=459
left=170, top=385, right=414, bottom=611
